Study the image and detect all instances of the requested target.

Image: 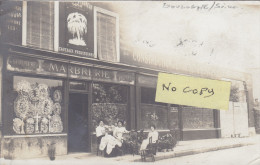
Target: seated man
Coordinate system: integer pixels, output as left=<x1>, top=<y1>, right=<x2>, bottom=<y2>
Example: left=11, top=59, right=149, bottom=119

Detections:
left=99, top=128, right=122, bottom=157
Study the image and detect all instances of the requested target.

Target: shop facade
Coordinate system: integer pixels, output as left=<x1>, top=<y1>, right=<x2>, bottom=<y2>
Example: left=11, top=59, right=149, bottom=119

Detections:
left=0, top=1, right=255, bottom=159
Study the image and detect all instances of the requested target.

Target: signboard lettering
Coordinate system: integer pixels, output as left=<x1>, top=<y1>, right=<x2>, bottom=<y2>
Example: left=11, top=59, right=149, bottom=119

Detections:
left=7, top=56, right=134, bottom=85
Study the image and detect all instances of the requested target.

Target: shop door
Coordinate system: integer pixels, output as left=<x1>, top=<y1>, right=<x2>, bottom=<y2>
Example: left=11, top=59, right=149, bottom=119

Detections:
left=68, top=93, right=89, bottom=152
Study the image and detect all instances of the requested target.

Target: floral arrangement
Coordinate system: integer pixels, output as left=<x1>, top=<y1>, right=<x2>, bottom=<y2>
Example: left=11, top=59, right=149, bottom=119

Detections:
left=13, top=80, right=63, bottom=134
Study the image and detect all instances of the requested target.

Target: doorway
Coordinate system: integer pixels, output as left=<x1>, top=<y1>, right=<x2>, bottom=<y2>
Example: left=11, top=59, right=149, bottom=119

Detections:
left=68, top=93, right=89, bottom=152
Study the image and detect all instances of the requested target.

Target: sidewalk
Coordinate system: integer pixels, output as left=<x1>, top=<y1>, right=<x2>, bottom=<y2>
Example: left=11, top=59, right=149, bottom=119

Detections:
left=1, top=135, right=259, bottom=164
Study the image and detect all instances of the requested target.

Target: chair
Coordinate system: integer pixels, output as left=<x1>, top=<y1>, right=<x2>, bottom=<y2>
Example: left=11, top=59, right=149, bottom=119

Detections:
left=96, top=136, right=103, bottom=156
left=140, top=137, right=158, bottom=162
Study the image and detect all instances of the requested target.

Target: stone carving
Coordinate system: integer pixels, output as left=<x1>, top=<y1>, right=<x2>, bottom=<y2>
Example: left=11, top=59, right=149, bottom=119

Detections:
left=13, top=80, right=63, bottom=134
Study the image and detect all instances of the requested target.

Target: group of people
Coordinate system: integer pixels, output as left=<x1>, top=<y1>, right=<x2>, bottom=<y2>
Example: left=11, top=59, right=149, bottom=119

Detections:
left=96, top=120, right=159, bottom=157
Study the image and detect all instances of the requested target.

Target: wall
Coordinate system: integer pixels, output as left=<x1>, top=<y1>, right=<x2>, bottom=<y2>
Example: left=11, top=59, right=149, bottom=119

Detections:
left=2, top=135, right=67, bottom=159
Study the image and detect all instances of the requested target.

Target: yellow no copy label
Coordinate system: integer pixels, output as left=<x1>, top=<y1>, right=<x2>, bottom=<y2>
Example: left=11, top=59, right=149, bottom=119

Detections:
left=155, top=73, right=231, bottom=110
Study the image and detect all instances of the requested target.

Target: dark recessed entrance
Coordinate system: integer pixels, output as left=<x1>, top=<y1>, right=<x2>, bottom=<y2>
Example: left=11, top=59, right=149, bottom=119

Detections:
left=68, top=93, right=89, bottom=153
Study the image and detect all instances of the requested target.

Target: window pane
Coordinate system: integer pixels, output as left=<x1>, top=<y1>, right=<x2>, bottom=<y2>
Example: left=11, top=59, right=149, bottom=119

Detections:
left=141, top=87, right=168, bottom=130
left=27, top=2, right=54, bottom=50
left=141, top=87, right=166, bottom=106
left=92, top=83, right=128, bottom=131
left=141, top=104, right=168, bottom=130
left=9, top=76, right=64, bottom=135
left=182, top=106, right=214, bottom=129
left=97, top=12, right=117, bottom=62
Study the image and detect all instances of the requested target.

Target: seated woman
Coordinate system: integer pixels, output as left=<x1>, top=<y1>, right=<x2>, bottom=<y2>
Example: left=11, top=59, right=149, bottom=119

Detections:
left=140, top=125, right=159, bottom=151
left=96, top=120, right=105, bottom=146
left=99, top=128, right=122, bottom=157
left=113, top=120, right=129, bottom=141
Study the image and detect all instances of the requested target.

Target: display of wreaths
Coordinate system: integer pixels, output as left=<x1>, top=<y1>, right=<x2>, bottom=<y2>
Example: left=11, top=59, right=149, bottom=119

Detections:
left=13, top=80, right=63, bottom=134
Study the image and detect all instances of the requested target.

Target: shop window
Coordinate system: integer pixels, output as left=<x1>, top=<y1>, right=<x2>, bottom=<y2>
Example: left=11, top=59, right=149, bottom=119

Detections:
left=141, top=87, right=169, bottom=130
left=92, top=83, right=128, bottom=131
left=182, top=106, right=214, bottom=129
left=27, top=2, right=54, bottom=50
left=5, top=75, right=64, bottom=135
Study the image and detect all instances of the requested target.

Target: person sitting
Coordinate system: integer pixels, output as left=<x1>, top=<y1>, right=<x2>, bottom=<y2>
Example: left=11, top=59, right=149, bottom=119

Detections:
left=140, top=125, right=159, bottom=151
left=96, top=120, right=105, bottom=145
left=99, top=128, right=122, bottom=157
left=113, top=120, right=129, bottom=141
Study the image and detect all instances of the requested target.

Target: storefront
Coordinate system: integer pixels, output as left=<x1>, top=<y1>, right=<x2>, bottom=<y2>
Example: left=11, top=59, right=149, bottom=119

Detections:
left=0, top=50, right=136, bottom=158
left=0, top=1, right=255, bottom=159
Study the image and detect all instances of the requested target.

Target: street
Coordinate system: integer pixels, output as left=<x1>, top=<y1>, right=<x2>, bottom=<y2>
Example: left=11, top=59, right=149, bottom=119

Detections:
left=153, top=144, right=260, bottom=165
left=1, top=143, right=259, bottom=165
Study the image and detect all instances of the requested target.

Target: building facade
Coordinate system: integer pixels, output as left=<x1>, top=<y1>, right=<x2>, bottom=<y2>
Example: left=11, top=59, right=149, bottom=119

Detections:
left=0, top=1, right=255, bottom=159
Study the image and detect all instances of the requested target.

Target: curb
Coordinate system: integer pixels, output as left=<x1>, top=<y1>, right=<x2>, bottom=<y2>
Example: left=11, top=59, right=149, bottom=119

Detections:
left=133, top=142, right=254, bottom=162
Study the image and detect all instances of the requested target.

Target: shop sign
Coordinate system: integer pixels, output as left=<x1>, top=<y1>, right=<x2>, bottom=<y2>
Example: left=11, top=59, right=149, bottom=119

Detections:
left=7, top=56, right=135, bottom=85
left=59, top=2, right=94, bottom=58
left=120, top=43, right=173, bottom=72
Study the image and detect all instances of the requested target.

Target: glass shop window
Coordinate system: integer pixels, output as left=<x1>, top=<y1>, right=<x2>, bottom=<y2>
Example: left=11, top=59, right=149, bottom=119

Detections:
left=6, top=76, right=64, bottom=135
left=141, top=87, right=168, bottom=130
left=92, top=83, right=128, bottom=131
left=27, top=1, right=54, bottom=50
left=182, top=106, right=214, bottom=129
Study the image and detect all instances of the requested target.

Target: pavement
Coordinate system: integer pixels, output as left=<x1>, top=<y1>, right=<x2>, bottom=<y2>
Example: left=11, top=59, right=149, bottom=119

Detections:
left=1, top=134, right=259, bottom=164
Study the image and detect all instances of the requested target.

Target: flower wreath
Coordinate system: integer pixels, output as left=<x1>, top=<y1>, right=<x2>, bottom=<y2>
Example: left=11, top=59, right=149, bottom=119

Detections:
left=53, top=90, right=62, bottom=102
left=39, top=98, right=53, bottom=117
left=50, top=115, right=63, bottom=133
left=38, top=84, right=50, bottom=99
left=13, top=118, right=24, bottom=134
left=53, top=103, right=61, bottom=115
left=14, top=96, right=29, bottom=119
left=16, top=80, right=31, bottom=96
left=29, top=84, right=40, bottom=102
